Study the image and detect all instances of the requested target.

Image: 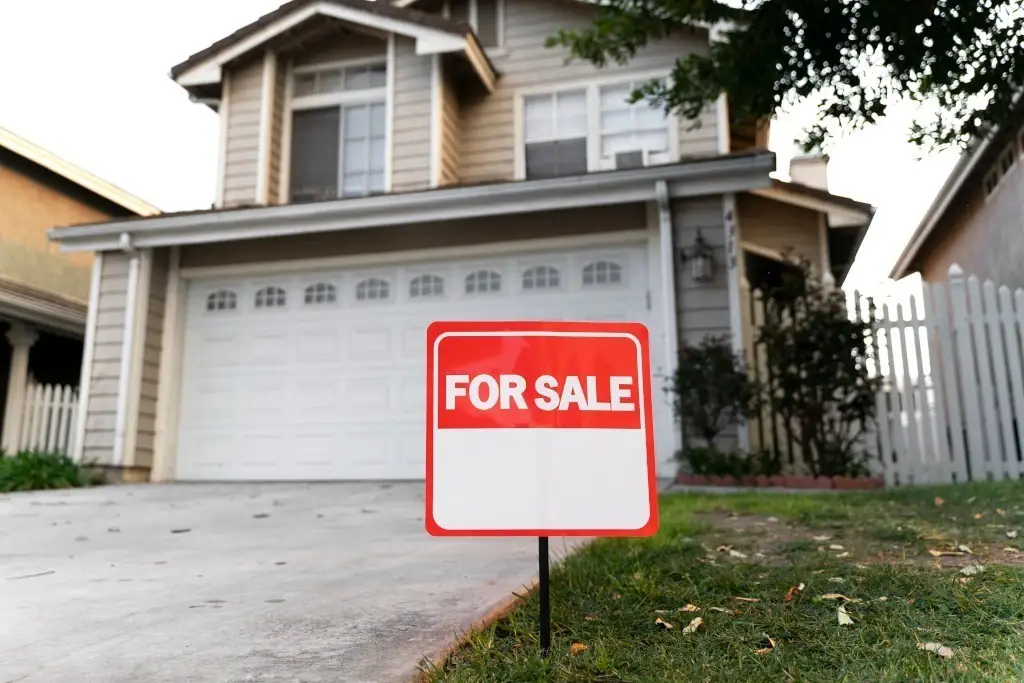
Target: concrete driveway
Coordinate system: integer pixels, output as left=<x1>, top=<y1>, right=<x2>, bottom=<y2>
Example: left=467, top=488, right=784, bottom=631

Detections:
left=0, top=483, right=571, bottom=682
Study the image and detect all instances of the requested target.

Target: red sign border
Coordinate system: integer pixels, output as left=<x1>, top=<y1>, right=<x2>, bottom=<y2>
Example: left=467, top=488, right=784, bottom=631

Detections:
left=425, top=320, right=659, bottom=537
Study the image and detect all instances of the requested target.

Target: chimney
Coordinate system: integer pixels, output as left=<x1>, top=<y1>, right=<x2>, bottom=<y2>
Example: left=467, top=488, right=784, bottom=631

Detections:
left=789, top=154, right=829, bottom=191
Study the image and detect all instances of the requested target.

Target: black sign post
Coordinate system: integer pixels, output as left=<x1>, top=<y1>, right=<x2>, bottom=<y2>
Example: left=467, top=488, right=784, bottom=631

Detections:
left=539, top=536, right=551, bottom=656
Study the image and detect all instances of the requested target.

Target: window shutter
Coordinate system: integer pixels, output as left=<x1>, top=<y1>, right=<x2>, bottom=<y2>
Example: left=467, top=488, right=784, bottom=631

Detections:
left=290, top=107, right=340, bottom=203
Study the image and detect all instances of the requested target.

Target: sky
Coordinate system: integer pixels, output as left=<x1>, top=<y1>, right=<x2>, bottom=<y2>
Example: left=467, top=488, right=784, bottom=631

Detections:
left=1, top=0, right=963, bottom=291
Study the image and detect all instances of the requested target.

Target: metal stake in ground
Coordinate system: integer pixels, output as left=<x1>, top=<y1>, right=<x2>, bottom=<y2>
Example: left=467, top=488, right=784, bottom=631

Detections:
left=538, top=536, right=551, bottom=656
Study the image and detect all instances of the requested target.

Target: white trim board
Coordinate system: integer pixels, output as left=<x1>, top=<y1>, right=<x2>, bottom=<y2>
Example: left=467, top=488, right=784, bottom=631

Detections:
left=174, top=1, right=488, bottom=88
left=52, top=153, right=776, bottom=252
left=255, top=51, right=277, bottom=205
left=71, top=252, right=104, bottom=462
left=181, top=229, right=648, bottom=280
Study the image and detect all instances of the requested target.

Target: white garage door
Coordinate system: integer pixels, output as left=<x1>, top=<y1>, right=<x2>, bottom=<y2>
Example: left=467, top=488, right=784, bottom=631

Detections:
left=176, top=241, right=660, bottom=480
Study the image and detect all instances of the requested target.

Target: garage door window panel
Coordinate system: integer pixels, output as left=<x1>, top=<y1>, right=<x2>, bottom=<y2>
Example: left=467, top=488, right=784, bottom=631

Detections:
left=356, top=277, right=391, bottom=302
left=290, top=62, right=387, bottom=203
left=465, top=269, right=502, bottom=295
left=206, top=289, right=238, bottom=312
left=255, top=286, right=288, bottom=309
left=409, top=274, right=445, bottom=299
left=522, top=265, right=561, bottom=290
left=582, top=261, right=624, bottom=286
left=304, top=282, right=337, bottom=305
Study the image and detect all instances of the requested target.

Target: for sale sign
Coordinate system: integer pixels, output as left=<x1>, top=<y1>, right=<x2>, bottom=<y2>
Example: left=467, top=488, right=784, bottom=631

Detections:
left=426, top=321, right=659, bottom=537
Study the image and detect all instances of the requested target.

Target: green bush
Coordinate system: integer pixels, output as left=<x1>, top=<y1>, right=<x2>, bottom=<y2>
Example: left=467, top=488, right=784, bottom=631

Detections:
left=677, top=446, right=783, bottom=478
left=0, top=451, right=96, bottom=492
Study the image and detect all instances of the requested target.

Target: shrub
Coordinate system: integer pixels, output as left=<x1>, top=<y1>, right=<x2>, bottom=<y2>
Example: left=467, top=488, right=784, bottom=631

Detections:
left=677, top=446, right=783, bottom=478
left=757, top=259, right=881, bottom=477
left=0, top=451, right=95, bottom=492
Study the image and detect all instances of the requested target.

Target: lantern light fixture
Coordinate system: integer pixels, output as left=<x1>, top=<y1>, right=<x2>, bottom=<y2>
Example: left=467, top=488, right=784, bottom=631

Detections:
left=680, top=229, right=715, bottom=283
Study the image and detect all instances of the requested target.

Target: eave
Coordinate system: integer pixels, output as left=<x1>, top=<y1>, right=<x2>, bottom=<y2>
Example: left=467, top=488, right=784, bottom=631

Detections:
left=50, top=151, right=776, bottom=253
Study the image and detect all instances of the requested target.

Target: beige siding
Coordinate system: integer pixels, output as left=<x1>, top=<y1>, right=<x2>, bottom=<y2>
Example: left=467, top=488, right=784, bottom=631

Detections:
left=82, top=252, right=129, bottom=463
left=291, top=31, right=385, bottom=67
left=439, top=62, right=462, bottom=185
left=392, top=37, right=433, bottom=191
left=918, top=166, right=1024, bottom=288
left=459, top=0, right=718, bottom=184
left=133, top=249, right=169, bottom=468
left=738, top=193, right=825, bottom=272
left=268, top=58, right=287, bottom=204
left=223, top=57, right=264, bottom=208
left=672, top=196, right=734, bottom=451
left=181, top=204, right=646, bottom=269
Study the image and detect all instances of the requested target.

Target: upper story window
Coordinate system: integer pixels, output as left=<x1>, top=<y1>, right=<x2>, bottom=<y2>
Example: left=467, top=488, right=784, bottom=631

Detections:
left=289, top=62, right=387, bottom=204
left=984, top=142, right=1018, bottom=197
left=520, top=79, right=675, bottom=180
left=449, top=0, right=503, bottom=50
left=523, top=90, right=588, bottom=180
left=207, top=290, right=237, bottom=312
left=599, top=82, right=671, bottom=170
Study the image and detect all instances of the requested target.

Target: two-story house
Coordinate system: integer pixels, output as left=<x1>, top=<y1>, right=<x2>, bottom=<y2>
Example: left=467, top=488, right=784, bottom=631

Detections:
left=0, top=127, right=157, bottom=456
left=50, top=0, right=871, bottom=483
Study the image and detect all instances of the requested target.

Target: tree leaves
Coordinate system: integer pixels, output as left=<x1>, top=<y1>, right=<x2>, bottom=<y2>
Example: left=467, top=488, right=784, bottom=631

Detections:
left=548, top=0, right=1024, bottom=150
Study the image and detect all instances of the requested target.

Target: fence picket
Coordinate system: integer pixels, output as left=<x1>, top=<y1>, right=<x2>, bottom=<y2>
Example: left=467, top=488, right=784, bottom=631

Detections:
left=949, top=267, right=987, bottom=480
left=929, top=283, right=968, bottom=482
left=920, top=284, right=951, bottom=483
left=895, top=302, right=925, bottom=483
left=966, top=275, right=1000, bottom=480
left=862, top=294, right=894, bottom=483
left=908, top=295, right=939, bottom=482
left=879, top=303, right=908, bottom=484
left=56, top=387, right=74, bottom=456
left=983, top=281, right=1017, bottom=479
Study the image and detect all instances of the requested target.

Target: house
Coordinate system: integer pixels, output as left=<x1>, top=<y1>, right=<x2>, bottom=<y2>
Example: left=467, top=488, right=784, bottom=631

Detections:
left=889, top=101, right=1024, bottom=285
left=0, top=127, right=158, bottom=455
left=49, top=0, right=871, bottom=482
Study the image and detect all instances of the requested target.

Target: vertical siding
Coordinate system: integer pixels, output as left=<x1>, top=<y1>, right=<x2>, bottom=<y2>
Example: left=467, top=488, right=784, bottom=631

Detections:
left=392, top=37, right=432, bottom=191
left=672, top=196, right=734, bottom=451
left=738, top=193, right=825, bottom=272
left=459, top=0, right=718, bottom=184
left=82, top=252, right=129, bottom=464
left=134, top=249, right=169, bottom=468
left=268, top=58, right=287, bottom=205
left=291, top=31, right=385, bottom=67
left=439, top=62, right=462, bottom=185
left=223, top=57, right=264, bottom=208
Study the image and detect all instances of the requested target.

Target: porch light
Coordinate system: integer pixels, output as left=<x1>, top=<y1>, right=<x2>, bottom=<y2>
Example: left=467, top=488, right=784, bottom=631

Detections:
left=681, top=230, right=715, bottom=283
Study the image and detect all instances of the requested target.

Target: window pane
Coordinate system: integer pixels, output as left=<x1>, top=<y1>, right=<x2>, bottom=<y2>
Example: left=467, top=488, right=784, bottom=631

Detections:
left=601, top=110, right=632, bottom=135
left=290, top=108, right=340, bottom=202
left=600, top=84, right=631, bottom=111
left=343, top=173, right=367, bottom=197
left=369, top=138, right=386, bottom=171
left=294, top=73, right=317, bottom=97
left=368, top=172, right=385, bottom=193
left=639, top=129, right=670, bottom=153
left=368, top=65, right=387, bottom=88
left=370, top=102, right=387, bottom=135
left=319, top=69, right=343, bottom=94
left=344, top=139, right=369, bottom=173
left=525, top=138, right=587, bottom=179
left=524, top=95, right=554, bottom=141
left=345, top=105, right=369, bottom=137
left=601, top=131, right=636, bottom=157
left=636, top=102, right=666, bottom=128
left=557, top=91, right=587, bottom=137
left=476, top=0, right=500, bottom=48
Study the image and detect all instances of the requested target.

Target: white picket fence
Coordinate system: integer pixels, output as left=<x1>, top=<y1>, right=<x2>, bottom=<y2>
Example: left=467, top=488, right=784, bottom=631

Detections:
left=858, top=265, right=1024, bottom=485
left=14, top=382, right=79, bottom=455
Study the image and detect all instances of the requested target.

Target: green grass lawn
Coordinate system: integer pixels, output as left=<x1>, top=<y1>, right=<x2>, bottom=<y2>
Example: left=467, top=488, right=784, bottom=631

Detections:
left=426, top=481, right=1024, bottom=682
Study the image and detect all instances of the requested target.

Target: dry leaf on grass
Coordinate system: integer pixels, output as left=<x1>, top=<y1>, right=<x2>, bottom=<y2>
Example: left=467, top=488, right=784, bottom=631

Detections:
left=754, top=634, right=777, bottom=655
left=569, top=643, right=589, bottom=655
left=655, top=617, right=673, bottom=630
left=813, top=535, right=832, bottom=541
left=973, top=513, right=984, bottom=520
left=836, top=552, right=851, bottom=558
left=819, top=593, right=862, bottom=603
left=708, top=606, right=738, bottom=614
left=1007, top=530, right=1019, bottom=539
left=957, top=577, right=971, bottom=584
left=934, top=496, right=944, bottom=506
left=960, top=564, right=985, bottom=576
left=1003, top=547, right=1020, bottom=554
left=837, top=605, right=854, bottom=626
left=957, top=545, right=973, bottom=554
left=731, top=597, right=760, bottom=603
left=829, top=544, right=845, bottom=550
left=996, top=508, right=1006, bottom=516
left=612, top=593, right=622, bottom=600
left=680, top=604, right=701, bottom=612
left=784, top=583, right=805, bottom=601
left=729, top=549, right=748, bottom=559
left=584, top=615, right=598, bottom=621
left=967, top=496, right=977, bottom=504
left=828, top=577, right=846, bottom=583
left=681, top=617, right=703, bottom=635
left=875, top=596, right=889, bottom=602
left=928, top=549, right=965, bottom=557
left=918, top=642, right=954, bottom=658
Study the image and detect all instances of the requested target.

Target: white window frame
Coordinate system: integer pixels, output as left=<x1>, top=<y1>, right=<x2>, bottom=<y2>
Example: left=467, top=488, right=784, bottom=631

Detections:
left=984, top=142, right=1017, bottom=200
left=286, top=57, right=390, bottom=201
left=513, top=70, right=681, bottom=180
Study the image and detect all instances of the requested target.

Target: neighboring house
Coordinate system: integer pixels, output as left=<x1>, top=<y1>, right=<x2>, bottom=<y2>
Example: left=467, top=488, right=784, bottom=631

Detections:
left=49, top=0, right=871, bottom=483
left=889, top=101, right=1024, bottom=285
left=0, top=127, right=158, bottom=455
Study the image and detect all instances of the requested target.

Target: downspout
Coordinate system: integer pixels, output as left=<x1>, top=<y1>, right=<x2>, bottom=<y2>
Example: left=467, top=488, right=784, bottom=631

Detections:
left=655, top=180, right=683, bottom=455
left=112, top=232, right=140, bottom=467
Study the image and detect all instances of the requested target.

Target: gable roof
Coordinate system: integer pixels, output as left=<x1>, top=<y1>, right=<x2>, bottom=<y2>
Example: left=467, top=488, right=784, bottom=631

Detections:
left=0, top=127, right=159, bottom=217
left=172, top=0, right=495, bottom=90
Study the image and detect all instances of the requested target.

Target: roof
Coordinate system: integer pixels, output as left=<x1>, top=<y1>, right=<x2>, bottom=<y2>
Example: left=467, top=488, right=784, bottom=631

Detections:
left=172, top=0, right=493, bottom=90
left=750, top=178, right=874, bottom=229
left=0, top=127, right=160, bottom=217
left=49, top=150, right=776, bottom=252
left=889, top=94, right=1024, bottom=280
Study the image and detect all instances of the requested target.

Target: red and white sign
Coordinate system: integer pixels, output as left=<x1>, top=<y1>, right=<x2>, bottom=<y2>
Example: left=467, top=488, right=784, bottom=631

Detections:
left=426, top=321, right=659, bottom=537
